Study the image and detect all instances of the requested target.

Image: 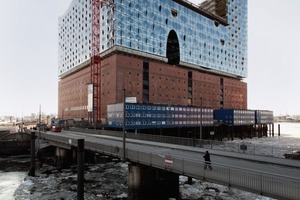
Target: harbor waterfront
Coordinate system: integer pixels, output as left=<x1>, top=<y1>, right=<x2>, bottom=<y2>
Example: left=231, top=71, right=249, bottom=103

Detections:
left=0, top=156, right=29, bottom=200
left=274, top=122, right=300, bottom=138
left=0, top=122, right=299, bottom=199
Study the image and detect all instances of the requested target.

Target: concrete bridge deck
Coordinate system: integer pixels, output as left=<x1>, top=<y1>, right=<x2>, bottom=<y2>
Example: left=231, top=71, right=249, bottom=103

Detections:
left=33, top=129, right=300, bottom=200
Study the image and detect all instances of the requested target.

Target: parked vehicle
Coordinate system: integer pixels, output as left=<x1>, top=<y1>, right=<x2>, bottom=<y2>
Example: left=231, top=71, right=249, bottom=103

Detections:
left=283, top=150, right=300, bottom=160
left=51, top=126, right=62, bottom=132
left=34, top=123, right=50, bottom=131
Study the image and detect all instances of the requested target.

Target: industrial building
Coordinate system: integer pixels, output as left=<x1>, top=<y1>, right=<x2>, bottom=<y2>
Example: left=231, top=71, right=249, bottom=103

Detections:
left=58, top=0, right=273, bottom=138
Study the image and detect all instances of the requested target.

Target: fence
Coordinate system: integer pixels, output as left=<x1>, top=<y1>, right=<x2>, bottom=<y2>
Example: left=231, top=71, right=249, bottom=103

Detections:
left=70, top=127, right=298, bottom=158
left=43, top=130, right=300, bottom=200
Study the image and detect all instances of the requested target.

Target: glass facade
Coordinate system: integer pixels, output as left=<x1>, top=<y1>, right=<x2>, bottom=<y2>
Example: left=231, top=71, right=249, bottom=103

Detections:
left=58, top=0, right=92, bottom=75
left=59, top=0, right=248, bottom=78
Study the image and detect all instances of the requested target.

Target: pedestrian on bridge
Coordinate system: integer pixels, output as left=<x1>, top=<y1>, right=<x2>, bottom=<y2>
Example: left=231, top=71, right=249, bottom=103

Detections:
left=203, top=151, right=212, bottom=170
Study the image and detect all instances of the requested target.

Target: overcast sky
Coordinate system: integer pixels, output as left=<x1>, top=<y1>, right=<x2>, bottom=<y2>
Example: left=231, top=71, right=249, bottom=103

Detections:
left=0, top=0, right=299, bottom=117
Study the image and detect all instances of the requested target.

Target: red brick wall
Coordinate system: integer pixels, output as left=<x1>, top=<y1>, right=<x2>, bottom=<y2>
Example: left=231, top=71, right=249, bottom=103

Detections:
left=101, top=54, right=143, bottom=118
left=101, top=55, right=117, bottom=119
left=58, top=53, right=247, bottom=121
left=223, top=78, right=247, bottom=109
left=58, top=66, right=90, bottom=120
left=193, top=72, right=220, bottom=108
left=149, top=63, right=188, bottom=105
left=115, top=55, right=143, bottom=103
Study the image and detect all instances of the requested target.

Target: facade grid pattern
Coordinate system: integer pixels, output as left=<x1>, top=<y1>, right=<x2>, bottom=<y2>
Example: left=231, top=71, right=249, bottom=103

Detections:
left=58, top=0, right=248, bottom=78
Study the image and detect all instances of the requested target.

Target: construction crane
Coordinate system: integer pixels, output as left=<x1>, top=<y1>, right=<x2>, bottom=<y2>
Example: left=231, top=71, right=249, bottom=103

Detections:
left=90, top=0, right=101, bottom=125
left=90, top=0, right=114, bottom=125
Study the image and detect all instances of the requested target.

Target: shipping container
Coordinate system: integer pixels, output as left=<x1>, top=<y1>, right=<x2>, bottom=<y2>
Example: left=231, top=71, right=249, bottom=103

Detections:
left=107, top=103, right=214, bottom=129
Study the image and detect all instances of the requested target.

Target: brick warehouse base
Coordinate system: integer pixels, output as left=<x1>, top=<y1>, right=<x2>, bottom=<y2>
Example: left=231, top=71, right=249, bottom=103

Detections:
left=58, top=52, right=247, bottom=122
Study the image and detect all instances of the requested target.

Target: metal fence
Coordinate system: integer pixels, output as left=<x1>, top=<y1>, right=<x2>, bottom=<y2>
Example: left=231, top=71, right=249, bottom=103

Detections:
left=126, top=148, right=300, bottom=200
left=43, top=130, right=300, bottom=200
left=70, top=127, right=299, bottom=158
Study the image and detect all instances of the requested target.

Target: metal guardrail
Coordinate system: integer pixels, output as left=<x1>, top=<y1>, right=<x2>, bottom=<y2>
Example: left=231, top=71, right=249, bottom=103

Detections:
left=42, top=131, right=300, bottom=200
left=70, top=127, right=299, bottom=158
left=127, top=148, right=300, bottom=200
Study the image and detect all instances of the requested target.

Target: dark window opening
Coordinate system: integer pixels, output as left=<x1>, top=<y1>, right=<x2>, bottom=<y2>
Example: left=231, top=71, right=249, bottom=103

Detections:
left=171, top=9, right=178, bottom=17
left=188, top=71, right=193, bottom=103
left=167, top=30, right=180, bottom=65
left=214, top=20, right=219, bottom=27
left=143, top=61, right=149, bottom=103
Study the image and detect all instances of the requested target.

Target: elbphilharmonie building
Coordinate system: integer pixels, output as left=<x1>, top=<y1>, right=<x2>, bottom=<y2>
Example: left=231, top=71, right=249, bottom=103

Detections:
left=58, top=0, right=249, bottom=127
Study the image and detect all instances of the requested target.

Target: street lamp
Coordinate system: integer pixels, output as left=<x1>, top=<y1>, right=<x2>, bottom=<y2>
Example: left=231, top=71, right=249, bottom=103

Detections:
left=122, top=89, right=126, bottom=161
left=200, top=97, right=202, bottom=140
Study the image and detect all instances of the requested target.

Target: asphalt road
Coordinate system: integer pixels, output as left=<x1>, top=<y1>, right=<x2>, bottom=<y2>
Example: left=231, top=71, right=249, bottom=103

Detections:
left=50, top=130, right=300, bottom=179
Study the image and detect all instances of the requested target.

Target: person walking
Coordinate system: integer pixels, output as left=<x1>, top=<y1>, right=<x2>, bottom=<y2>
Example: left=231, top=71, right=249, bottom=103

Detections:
left=203, top=151, right=212, bottom=170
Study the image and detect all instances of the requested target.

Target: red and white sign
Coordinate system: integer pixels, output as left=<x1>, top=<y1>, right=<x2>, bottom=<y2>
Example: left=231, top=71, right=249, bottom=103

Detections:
left=165, top=155, right=173, bottom=166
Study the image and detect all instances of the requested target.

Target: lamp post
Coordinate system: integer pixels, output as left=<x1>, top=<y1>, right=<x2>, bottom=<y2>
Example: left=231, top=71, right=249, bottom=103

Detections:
left=200, top=97, right=202, bottom=140
left=122, top=89, right=126, bottom=161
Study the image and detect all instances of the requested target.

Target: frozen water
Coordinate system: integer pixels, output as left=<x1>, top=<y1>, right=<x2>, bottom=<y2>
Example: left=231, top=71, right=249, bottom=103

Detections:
left=0, top=172, right=27, bottom=200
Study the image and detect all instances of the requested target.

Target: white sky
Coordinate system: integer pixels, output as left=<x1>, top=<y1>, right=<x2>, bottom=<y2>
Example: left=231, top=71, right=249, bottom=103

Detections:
left=0, top=0, right=299, bottom=117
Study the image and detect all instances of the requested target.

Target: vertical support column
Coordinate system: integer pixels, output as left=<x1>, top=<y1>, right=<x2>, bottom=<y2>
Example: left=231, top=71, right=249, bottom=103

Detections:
left=266, top=124, right=274, bottom=137
left=231, top=126, right=234, bottom=141
left=270, top=124, right=272, bottom=137
left=278, top=124, right=281, bottom=136
left=128, top=163, right=179, bottom=200
left=28, top=131, right=35, bottom=176
left=77, top=139, right=84, bottom=200
left=258, top=125, right=261, bottom=138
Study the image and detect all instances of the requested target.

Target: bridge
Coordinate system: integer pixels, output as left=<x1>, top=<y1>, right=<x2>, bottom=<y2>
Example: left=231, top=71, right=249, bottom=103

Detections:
left=31, top=129, right=300, bottom=200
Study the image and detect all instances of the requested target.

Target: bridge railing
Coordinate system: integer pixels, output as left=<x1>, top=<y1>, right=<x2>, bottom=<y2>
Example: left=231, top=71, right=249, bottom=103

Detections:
left=67, top=128, right=299, bottom=158
left=126, top=147, right=300, bottom=200
left=93, top=130, right=300, bottom=158
left=81, top=128, right=298, bottom=158
left=42, top=130, right=300, bottom=200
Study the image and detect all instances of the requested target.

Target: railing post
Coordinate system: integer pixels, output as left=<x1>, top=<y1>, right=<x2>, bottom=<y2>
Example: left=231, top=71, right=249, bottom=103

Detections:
left=77, top=139, right=84, bottom=200
left=182, top=159, right=185, bottom=174
left=260, top=173, right=263, bottom=196
left=28, top=131, right=35, bottom=176
left=228, top=168, right=231, bottom=187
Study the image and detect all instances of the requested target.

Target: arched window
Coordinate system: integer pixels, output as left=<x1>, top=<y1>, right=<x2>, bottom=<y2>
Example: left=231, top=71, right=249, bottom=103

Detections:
left=166, top=30, right=180, bottom=65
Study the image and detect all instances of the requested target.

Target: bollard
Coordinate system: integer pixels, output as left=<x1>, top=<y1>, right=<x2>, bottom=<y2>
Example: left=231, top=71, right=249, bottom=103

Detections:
left=77, top=139, right=84, bottom=200
left=28, top=132, right=35, bottom=176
